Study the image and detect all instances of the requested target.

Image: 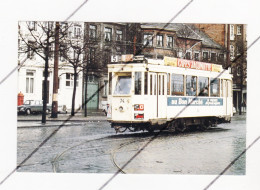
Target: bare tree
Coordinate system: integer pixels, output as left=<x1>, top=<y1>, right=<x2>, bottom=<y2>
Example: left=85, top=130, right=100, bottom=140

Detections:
left=60, top=34, right=86, bottom=116
left=19, top=21, right=70, bottom=123
left=19, top=21, right=56, bottom=123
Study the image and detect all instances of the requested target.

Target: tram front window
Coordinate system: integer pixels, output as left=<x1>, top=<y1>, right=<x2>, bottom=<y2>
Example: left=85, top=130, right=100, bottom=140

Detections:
left=114, top=76, right=132, bottom=95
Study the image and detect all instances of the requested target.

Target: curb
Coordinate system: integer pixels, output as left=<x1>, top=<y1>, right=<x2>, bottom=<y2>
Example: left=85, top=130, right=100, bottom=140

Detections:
left=17, top=119, right=108, bottom=122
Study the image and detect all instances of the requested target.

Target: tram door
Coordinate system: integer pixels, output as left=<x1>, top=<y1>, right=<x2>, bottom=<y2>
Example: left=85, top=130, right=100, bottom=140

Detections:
left=157, top=73, right=167, bottom=118
left=149, top=73, right=157, bottom=119
left=227, top=80, right=232, bottom=115
left=223, top=79, right=232, bottom=116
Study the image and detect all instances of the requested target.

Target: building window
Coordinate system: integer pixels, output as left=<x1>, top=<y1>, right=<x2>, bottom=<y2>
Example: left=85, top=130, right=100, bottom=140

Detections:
left=237, top=66, right=241, bottom=76
left=143, top=34, right=153, bottom=46
left=219, top=54, right=224, bottom=62
left=116, top=30, right=123, bottom=41
left=157, top=55, right=164, bottom=60
left=89, top=25, right=97, bottom=39
left=59, top=44, right=66, bottom=61
left=66, top=73, right=78, bottom=87
left=237, top=25, right=242, bottom=35
left=202, top=52, right=209, bottom=61
left=28, top=21, right=37, bottom=31
left=103, top=80, right=108, bottom=97
left=194, top=52, right=199, bottom=61
left=104, top=27, right=112, bottom=42
left=230, top=25, right=235, bottom=40
left=27, top=41, right=35, bottom=59
left=178, top=51, right=183, bottom=58
left=230, top=45, right=234, bottom=59
left=88, top=48, right=95, bottom=64
left=156, top=35, right=163, bottom=47
left=73, top=25, right=81, bottom=38
left=211, top=53, right=217, bottom=62
left=185, top=51, right=192, bottom=60
left=231, top=66, right=234, bottom=74
left=166, top=36, right=173, bottom=48
left=60, top=22, right=68, bottom=35
left=73, top=47, right=80, bottom=61
left=26, top=70, right=35, bottom=93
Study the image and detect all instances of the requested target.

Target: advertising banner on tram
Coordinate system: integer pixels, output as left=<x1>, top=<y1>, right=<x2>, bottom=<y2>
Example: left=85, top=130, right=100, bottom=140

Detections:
left=167, top=97, right=223, bottom=106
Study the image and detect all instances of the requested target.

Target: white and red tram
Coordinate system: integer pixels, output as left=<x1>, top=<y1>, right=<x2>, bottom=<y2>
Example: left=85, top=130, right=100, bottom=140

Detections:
left=107, top=55, right=233, bottom=133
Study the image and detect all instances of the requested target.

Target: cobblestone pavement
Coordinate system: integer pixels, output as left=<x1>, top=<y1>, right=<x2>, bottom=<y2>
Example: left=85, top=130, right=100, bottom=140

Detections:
left=17, top=114, right=246, bottom=175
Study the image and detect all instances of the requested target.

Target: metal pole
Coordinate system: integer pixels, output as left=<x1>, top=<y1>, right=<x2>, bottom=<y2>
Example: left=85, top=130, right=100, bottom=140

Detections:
left=51, top=22, right=59, bottom=118
left=84, top=67, right=88, bottom=117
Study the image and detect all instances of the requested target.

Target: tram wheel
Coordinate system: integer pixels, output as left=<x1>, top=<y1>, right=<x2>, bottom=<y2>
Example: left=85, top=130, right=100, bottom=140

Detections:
left=146, top=125, right=154, bottom=133
left=128, top=126, right=136, bottom=132
left=114, top=125, right=127, bottom=133
left=167, top=121, right=176, bottom=132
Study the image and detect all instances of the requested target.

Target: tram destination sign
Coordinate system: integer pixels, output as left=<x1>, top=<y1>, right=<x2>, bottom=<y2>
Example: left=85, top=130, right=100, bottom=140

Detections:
left=167, top=97, right=223, bottom=106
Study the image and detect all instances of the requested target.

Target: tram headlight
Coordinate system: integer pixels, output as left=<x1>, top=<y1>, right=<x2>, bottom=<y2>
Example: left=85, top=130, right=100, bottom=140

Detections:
left=119, top=106, right=123, bottom=112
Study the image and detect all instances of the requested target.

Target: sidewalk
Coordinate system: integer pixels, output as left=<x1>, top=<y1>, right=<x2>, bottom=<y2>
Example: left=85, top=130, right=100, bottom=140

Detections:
left=17, top=110, right=108, bottom=128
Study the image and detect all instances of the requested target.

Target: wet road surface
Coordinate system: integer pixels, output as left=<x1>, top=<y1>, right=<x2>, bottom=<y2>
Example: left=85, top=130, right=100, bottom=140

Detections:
left=17, top=114, right=246, bottom=175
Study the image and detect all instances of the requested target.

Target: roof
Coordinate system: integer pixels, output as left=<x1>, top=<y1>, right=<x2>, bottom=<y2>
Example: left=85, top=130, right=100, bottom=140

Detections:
left=140, top=23, right=224, bottom=50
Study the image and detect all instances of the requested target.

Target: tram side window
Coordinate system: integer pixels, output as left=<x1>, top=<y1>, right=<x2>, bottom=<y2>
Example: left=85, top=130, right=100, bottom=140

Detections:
left=220, top=79, right=223, bottom=97
left=150, top=74, right=153, bottom=95
left=167, top=73, right=170, bottom=95
left=135, top=72, right=142, bottom=95
left=162, top=75, right=165, bottom=95
left=198, top=76, right=209, bottom=96
left=158, top=75, right=161, bottom=95
left=186, top=75, right=197, bottom=96
left=210, top=78, right=220, bottom=97
left=171, top=74, right=184, bottom=96
left=108, top=72, right=112, bottom=95
left=154, top=75, right=156, bottom=95
left=144, top=72, right=148, bottom=95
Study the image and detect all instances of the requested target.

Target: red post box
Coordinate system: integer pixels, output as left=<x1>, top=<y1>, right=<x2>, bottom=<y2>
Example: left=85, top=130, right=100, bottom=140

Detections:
left=18, top=92, right=24, bottom=106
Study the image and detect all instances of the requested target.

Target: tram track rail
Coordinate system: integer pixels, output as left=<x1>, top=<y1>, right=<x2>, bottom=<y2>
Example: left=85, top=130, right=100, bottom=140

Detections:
left=110, top=138, right=152, bottom=174
left=52, top=133, right=153, bottom=173
left=52, top=136, right=110, bottom=173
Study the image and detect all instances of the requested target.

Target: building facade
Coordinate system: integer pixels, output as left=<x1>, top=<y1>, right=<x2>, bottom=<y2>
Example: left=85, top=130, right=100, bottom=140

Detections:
left=18, top=22, right=232, bottom=113
left=195, top=24, right=247, bottom=112
left=83, top=22, right=127, bottom=110
left=18, top=21, right=84, bottom=110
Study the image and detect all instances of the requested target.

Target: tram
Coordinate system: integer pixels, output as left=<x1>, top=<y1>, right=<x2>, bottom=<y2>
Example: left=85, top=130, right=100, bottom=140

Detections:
left=107, top=55, right=233, bottom=133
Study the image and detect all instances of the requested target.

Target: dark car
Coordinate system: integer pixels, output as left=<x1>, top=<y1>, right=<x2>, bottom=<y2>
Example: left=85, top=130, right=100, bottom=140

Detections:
left=17, top=100, right=51, bottom=115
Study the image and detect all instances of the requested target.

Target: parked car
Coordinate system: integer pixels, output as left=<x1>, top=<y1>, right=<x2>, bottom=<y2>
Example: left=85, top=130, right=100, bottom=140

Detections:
left=58, top=104, right=67, bottom=114
left=17, top=100, right=51, bottom=115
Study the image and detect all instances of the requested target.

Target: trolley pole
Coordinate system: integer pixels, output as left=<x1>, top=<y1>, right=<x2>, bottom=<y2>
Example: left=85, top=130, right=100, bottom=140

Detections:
left=51, top=22, right=59, bottom=118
